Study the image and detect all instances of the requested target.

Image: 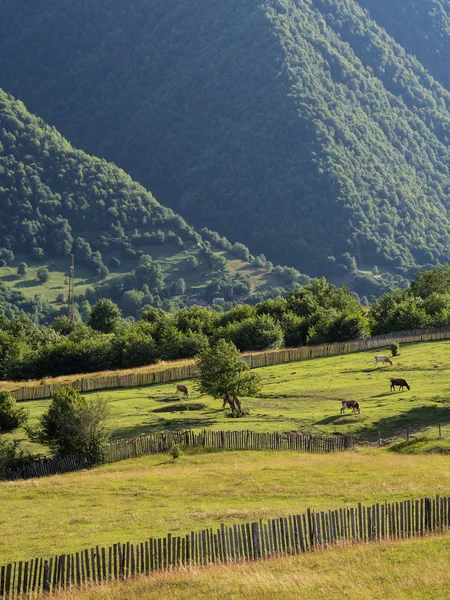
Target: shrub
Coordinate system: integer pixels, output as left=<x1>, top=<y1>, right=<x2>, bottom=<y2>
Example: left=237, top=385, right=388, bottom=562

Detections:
left=0, top=391, right=28, bottom=431
left=36, top=267, right=50, bottom=283
left=0, top=439, right=37, bottom=479
left=26, top=385, right=109, bottom=461
left=391, top=342, right=400, bottom=357
left=17, top=262, right=28, bottom=277
left=170, top=444, right=182, bottom=460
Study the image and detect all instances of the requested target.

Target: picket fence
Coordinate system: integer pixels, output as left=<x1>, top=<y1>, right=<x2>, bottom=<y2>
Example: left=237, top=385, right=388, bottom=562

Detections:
left=1, top=494, right=448, bottom=599
left=10, top=326, right=450, bottom=402
left=3, top=430, right=355, bottom=481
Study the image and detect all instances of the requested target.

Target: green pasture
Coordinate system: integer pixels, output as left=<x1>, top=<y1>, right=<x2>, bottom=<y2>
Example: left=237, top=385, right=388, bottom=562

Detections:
left=1, top=447, right=450, bottom=564
left=6, top=338, right=450, bottom=453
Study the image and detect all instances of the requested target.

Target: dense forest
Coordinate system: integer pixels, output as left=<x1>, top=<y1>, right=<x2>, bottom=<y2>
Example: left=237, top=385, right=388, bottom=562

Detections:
left=1, top=266, right=450, bottom=381
left=0, top=89, right=305, bottom=321
left=0, top=0, right=449, bottom=281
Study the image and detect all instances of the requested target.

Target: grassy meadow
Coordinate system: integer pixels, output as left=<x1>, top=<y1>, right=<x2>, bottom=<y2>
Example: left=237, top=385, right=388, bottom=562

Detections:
left=1, top=448, right=450, bottom=564
left=57, top=535, right=450, bottom=600
left=5, top=338, right=450, bottom=453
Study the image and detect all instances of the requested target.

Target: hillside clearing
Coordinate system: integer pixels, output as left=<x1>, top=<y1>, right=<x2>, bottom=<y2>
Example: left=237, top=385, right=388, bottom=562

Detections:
left=1, top=448, right=450, bottom=564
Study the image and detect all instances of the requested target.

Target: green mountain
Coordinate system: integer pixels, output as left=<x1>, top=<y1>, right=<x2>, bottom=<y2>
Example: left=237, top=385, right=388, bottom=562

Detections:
left=0, top=0, right=449, bottom=280
left=0, top=89, right=299, bottom=321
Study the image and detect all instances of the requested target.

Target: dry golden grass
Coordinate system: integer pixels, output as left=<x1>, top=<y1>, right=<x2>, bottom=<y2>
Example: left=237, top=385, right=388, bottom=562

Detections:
left=57, top=535, right=450, bottom=600
left=0, top=358, right=195, bottom=392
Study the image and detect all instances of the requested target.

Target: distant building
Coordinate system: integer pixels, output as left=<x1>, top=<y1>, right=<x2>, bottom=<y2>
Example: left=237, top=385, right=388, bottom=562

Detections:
left=212, top=297, right=225, bottom=305
left=184, top=298, right=209, bottom=308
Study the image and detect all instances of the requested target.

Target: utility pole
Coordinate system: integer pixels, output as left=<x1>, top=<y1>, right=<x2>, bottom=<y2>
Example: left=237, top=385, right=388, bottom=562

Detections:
left=68, top=254, right=75, bottom=326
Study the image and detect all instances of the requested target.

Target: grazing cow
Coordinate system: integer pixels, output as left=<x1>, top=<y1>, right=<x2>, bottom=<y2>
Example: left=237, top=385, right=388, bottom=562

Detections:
left=374, top=355, right=393, bottom=367
left=176, top=384, right=189, bottom=398
left=390, top=378, right=410, bottom=392
left=340, top=400, right=361, bottom=414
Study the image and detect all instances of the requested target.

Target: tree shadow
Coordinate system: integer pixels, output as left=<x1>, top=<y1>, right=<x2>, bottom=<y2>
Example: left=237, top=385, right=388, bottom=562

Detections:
left=1, top=274, right=19, bottom=282
left=15, top=279, right=41, bottom=289
left=111, top=416, right=215, bottom=438
left=370, top=391, right=399, bottom=399
left=357, top=405, right=450, bottom=442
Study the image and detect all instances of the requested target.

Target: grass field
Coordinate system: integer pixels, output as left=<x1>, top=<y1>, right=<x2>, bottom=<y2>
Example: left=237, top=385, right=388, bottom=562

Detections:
left=57, top=535, right=450, bottom=600
left=1, top=447, right=450, bottom=564
left=5, top=338, right=450, bottom=453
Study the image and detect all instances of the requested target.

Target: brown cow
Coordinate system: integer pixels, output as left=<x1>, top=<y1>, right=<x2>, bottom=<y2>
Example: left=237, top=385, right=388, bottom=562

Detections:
left=176, top=384, right=189, bottom=398
left=340, top=400, right=361, bottom=414
left=390, top=378, right=410, bottom=392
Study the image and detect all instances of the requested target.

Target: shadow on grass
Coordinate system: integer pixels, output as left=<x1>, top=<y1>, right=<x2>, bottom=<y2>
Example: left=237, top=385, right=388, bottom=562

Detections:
left=14, top=279, right=42, bottom=289
left=315, top=414, right=346, bottom=425
left=357, top=405, right=450, bottom=442
left=111, top=416, right=215, bottom=438
left=152, top=403, right=206, bottom=413
left=370, top=391, right=399, bottom=399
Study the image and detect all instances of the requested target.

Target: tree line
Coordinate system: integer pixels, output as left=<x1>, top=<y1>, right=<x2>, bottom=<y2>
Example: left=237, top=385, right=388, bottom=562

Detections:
left=1, top=266, right=450, bottom=382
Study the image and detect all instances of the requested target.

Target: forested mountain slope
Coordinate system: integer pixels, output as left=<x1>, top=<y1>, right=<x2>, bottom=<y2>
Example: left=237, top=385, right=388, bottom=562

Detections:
left=0, top=89, right=295, bottom=321
left=358, top=0, right=450, bottom=89
left=0, top=0, right=449, bottom=279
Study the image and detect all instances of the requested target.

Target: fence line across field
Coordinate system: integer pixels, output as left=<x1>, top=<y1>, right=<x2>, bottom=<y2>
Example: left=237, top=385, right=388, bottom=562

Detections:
left=0, top=494, right=448, bottom=599
left=10, top=326, right=450, bottom=402
left=3, top=429, right=355, bottom=481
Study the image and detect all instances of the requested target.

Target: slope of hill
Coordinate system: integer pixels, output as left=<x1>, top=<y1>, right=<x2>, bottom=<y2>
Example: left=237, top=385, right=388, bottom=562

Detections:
left=0, top=0, right=449, bottom=279
left=0, top=89, right=298, bottom=320
left=358, top=0, right=450, bottom=89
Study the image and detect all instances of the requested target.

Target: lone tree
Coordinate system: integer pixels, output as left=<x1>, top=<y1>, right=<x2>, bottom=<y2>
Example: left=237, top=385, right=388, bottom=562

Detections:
left=26, top=385, right=109, bottom=462
left=196, top=339, right=262, bottom=417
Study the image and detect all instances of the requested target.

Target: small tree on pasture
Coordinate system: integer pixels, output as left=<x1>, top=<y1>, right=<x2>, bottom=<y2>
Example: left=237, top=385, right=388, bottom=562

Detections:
left=36, top=267, right=50, bottom=283
left=26, top=385, right=109, bottom=462
left=0, top=391, right=28, bottom=431
left=196, top=339, right=262, bottom=417
left=17, top=262, right=28, bottom=278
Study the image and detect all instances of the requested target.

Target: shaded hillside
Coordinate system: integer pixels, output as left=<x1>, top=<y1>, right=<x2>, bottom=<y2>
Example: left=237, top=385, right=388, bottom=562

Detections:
left=358, top=0, right=450, bottom=89
left=0, top=89, right=298, bottom=320
left=0, top=0, right=449, bottom=277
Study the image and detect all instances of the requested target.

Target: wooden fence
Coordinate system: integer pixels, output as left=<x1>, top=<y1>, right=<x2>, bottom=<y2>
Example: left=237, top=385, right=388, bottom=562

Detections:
left=1, top=494, right=448, bottom=598
left=10, top=326, right=450, bottom=402
left=3, top=430, right=355, bottom=481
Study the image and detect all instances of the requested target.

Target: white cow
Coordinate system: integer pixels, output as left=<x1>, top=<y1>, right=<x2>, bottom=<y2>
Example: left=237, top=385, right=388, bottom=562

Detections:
left=374, top=355, right=393, bottom=367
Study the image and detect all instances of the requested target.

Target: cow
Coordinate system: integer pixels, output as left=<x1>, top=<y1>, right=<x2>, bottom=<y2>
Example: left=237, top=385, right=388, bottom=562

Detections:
left=176, top=384, right=189, bottom=398
left=374, top=355, right=393, bottom=367
left=340, top=400, right=361, bottom=414
left=390, top=378, right=410, bottom=392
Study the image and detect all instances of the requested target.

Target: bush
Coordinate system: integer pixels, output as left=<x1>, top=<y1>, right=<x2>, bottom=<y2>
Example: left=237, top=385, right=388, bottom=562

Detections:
left=170, top=444, right=182, bottom=460
left=26, top=385, right=110, bottom=461
left=17, top=262, right=28, bottom=277
left=36, top=267, right=50, bottom=283
left=391, top=342, right=400, bottom=357
left=0, top=391, right=28, bottom=431
left=0, top=439, right=37, bottom=478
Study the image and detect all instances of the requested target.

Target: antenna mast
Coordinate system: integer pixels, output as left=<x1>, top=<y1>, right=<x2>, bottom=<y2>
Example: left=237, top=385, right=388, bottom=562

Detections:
left=68, top=254, right=75, bottom=326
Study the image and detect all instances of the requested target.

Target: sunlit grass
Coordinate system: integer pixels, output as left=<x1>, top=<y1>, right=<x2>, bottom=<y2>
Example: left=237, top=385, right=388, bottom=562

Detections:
left=1, top=447, right=450, bottom=564
left=5, top=338, right=450, bottom=451
left=57, top=535, right=450, bottom=600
